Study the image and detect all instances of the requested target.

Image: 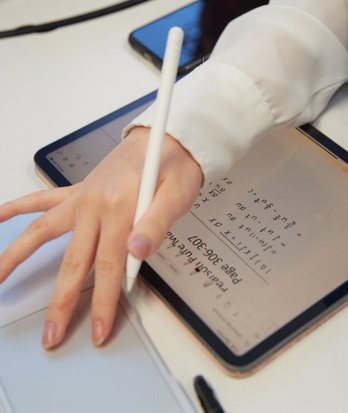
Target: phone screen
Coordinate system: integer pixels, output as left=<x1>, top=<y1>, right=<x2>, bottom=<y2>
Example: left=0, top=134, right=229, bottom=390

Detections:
left=129, top=0, right=269, bottom=74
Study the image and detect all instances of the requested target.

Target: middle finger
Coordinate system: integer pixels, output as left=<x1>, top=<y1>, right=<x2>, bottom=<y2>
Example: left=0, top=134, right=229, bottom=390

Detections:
left=42, top=213, right=100, bottom=349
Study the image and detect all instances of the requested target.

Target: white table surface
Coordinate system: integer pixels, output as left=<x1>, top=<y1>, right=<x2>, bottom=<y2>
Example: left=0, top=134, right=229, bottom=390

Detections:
left=0, top=1, right=347, bottom=412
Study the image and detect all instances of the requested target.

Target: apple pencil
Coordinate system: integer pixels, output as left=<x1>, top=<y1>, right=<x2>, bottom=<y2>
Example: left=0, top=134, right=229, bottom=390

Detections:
left=125, top=27, right=184, bottom=292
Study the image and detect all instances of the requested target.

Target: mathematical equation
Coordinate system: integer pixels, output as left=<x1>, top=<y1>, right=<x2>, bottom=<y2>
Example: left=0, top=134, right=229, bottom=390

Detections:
left=190, top=174, right=305, bottom=278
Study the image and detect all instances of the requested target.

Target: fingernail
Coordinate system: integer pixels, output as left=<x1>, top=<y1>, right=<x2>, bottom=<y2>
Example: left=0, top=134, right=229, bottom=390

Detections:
left=128, top=235, right=151, bottom=259
left=92, top=320, right=105, bottom=347
left=42, top=321, right=58, bottom=349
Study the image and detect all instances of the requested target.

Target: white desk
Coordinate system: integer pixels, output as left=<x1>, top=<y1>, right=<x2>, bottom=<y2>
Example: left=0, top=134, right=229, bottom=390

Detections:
left=1, top=1, right=347, bottom=412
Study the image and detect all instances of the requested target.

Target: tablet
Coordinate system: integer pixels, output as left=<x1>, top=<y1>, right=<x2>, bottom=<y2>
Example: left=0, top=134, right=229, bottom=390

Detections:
left=34, top=91, right=348, bottom=374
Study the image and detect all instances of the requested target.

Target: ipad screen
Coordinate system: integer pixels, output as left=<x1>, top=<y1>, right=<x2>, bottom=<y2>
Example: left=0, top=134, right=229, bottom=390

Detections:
left=147, top=127, right=348, bottom=356
left=44, top=99, right=152, bottom=184
left=35, top=93, right=347, bottom=370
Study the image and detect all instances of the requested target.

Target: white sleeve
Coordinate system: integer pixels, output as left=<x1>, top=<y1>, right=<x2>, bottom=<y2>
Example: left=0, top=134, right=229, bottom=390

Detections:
left=123, top=0, right=348, bottom=182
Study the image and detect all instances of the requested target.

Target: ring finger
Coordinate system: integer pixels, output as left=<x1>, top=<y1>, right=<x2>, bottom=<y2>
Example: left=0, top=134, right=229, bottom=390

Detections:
left=91, top=212, right=131, bottom=346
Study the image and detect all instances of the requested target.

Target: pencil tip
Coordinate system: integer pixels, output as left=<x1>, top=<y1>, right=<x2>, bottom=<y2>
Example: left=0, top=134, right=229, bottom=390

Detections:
left=125, top=254, right=141, bottom=292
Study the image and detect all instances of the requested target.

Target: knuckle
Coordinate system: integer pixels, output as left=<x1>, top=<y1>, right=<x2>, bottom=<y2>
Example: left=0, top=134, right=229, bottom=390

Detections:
left=26, top=215, right=48, bottom=234
left=77, top=191, right=97, bottom=210
left=145, top=217, right=167, bottom=239
left=171, top=189, right=186, bottom=207
left=100, top=190, right=124, bottom=212
left=36, top=189, right=51, bottom=201
left=167, top=184, right=198, bottom=218
left=96, top=257, right=119, bottom=277
left=60, top=250, right=83, bottom=274
left=2, top=201, right=19, bottom=216
left=93, top=295, right=115, bottom=310
left=92, top=295, right=117, bottom=315
left=173, top=181, right=195, bottom=204
left=50, top=290, right=77, bottom=313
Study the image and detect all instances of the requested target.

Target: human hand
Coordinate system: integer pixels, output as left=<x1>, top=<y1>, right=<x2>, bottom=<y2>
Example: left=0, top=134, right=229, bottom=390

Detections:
left=0, top=127, right=202, bottom=349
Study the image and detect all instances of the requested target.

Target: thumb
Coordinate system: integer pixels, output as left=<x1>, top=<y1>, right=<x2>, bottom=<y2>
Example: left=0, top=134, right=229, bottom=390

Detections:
left=127, top=181, right=199, bottom=260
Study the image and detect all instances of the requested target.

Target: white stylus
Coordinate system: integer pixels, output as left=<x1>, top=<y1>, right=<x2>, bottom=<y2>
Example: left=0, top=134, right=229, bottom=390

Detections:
left=125, top=27, right=184, bottom=292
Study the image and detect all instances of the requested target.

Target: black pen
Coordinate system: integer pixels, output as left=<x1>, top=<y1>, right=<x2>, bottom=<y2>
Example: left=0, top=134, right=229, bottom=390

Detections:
left=194, top=375, right=226, bottom=413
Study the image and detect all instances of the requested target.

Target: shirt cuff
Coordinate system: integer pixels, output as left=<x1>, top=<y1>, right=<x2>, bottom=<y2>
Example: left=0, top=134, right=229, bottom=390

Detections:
left=122, top=61, right=275, bottom=182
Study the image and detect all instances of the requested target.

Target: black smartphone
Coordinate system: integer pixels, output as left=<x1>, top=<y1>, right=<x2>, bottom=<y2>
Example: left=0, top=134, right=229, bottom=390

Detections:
left=34, top=92, right=348, bottom=374
left=128, top=0, right=269, bottom=75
